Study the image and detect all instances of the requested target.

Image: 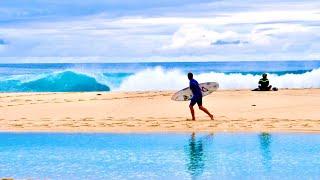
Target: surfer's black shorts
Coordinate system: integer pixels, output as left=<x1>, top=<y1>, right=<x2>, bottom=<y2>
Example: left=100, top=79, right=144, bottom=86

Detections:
left=190, top=97, right=202, bottom=106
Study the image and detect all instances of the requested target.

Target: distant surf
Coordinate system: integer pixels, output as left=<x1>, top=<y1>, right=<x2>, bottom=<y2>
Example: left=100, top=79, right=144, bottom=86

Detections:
left=118, top=67, right=320, bottom=90
left=0, top=61, right=319, bottom=92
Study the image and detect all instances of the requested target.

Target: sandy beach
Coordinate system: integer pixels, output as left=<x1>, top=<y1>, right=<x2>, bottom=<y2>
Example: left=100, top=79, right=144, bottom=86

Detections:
left=0, top=89, right=319, bottom=133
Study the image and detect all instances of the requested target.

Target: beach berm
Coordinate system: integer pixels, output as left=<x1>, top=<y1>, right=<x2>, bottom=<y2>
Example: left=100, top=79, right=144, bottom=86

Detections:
left=0, top=89, right=319, bottom=133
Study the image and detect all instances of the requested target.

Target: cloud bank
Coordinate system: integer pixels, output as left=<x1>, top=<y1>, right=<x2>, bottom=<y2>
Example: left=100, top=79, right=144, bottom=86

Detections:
left=0, top=0, right=319, bottom=62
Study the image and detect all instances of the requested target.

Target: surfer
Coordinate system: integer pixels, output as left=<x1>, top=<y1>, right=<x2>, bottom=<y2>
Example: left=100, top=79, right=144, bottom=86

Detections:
left=258, top=73, right=272, bottom=91
left=188, top=72, right=214, bottom=120
left=252, top=73, right=278, bottom=91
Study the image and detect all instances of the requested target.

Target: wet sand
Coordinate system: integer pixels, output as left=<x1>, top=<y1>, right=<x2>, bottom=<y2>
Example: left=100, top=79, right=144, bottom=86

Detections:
left=0, top=89, right=319, bottom=133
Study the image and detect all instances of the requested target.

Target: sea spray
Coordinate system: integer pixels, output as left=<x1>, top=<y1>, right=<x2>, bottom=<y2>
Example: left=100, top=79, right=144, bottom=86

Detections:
left=118, top=67, right=320, bottom=90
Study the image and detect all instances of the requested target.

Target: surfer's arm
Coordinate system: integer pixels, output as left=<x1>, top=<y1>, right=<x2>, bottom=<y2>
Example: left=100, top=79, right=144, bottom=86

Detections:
left=189, top=82, right=195, bottom=92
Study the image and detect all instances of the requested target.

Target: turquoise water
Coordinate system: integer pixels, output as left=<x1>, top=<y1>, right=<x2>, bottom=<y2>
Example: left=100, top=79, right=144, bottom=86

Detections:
left=0, top=133, right=319, bottom=179
left=0, top=61, right=320, bottom=92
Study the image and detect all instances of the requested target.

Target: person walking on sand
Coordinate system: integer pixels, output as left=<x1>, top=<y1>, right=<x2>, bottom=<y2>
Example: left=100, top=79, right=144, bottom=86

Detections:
left=188, top=72, right=214, bottom=121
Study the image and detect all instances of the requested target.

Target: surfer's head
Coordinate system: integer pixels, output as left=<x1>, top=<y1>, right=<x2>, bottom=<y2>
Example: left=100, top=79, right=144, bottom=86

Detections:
left=188, top=72, right=193, bottom=80
left=262, top=73, right=267, bottom=78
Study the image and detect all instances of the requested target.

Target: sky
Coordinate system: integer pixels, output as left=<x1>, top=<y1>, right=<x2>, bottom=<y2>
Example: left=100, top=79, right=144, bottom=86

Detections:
left=0, top=0, right=320, bottom=63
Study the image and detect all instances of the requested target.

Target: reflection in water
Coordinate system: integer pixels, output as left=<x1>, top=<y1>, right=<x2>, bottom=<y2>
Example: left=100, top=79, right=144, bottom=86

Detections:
left=185, top=133, right=213, bottom=179
left=259, top=132, right=272, bottom=170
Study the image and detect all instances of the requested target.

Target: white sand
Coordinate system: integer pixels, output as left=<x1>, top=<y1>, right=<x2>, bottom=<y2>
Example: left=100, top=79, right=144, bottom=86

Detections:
left=0, top=89, right=319, bottom=133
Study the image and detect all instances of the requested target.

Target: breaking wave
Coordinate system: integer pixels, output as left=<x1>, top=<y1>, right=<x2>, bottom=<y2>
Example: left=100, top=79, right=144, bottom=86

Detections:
left=0, top=67, right=319, bottom=92
left=118, top=67, right=320, bottom=91
left=0, top=71, right=110, bottom=92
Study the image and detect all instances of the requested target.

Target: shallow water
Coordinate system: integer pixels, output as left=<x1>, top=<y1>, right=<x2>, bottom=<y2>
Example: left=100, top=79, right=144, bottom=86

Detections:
left=0, top=133, right=319, bottom=179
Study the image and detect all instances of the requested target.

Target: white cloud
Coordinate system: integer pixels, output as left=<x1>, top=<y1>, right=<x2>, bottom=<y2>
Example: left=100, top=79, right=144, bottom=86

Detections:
left=114, top=9, right=320, bottom=26
left=162, top=25, right=243, bottom=49
left=161, top=23, right=318, bottom=55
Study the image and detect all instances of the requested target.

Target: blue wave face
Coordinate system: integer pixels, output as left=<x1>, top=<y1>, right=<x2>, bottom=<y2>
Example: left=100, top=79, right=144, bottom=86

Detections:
left=0, top=71, right=110, bottom=92
left=0, top=80, right=21, bottom=92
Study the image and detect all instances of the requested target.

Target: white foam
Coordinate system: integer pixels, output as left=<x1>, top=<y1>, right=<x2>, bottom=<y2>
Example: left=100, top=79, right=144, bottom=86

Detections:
left=118, top=67, right=320, bottom=91
left=118, top=67, right=187, bottom=91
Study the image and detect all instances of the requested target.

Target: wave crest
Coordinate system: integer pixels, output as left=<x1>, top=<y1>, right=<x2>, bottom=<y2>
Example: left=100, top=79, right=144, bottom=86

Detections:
left=119, top=67, right=320, bottom=91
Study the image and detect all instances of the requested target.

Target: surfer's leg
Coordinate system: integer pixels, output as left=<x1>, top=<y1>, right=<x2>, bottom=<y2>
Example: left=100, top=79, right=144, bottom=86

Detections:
left=198, top=99, right=214, bottom=120
left=189, top=105, right=196, bottom=120
left=199, top=106, right=214, bottom=120
left=189, top=99, right=196, bottom=120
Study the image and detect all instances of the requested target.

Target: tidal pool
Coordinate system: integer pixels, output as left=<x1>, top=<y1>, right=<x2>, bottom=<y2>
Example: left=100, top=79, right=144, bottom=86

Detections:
left=0, top=133, right=319, bottom=179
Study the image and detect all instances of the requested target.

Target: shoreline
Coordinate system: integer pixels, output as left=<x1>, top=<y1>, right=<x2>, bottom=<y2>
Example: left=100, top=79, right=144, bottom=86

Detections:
left=0, top=130, right=320, bottom=134
left=1, top=89, right=320, bottom=133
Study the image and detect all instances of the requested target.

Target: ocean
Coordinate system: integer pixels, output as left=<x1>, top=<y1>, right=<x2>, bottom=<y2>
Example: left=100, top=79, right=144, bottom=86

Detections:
left=0, top=61, right=319, bottom=92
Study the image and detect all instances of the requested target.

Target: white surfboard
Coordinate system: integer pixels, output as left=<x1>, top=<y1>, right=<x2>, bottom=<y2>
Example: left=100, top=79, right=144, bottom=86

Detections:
left=171, top=82, right=219, bottom=101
